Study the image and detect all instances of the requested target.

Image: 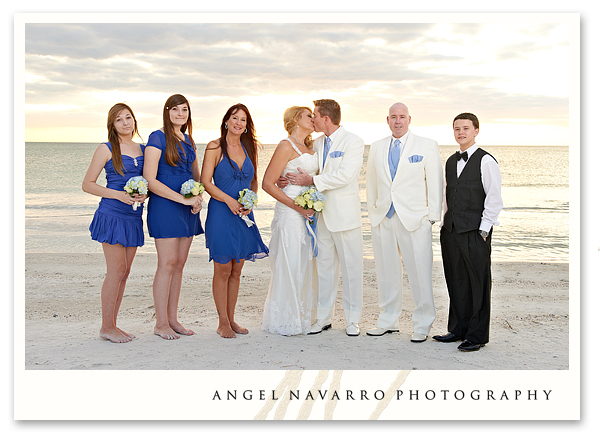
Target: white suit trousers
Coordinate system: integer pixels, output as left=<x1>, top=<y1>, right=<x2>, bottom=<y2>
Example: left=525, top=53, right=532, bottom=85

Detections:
left=315, top=214, right=363, bottom=324
left=371, top=214, right=436, bottom=334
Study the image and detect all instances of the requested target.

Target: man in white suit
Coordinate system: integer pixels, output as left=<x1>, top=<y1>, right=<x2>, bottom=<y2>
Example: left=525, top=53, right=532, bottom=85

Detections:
left=286, top=99, right=365, bottom=336
left=365, top=102, right=443, bottom=342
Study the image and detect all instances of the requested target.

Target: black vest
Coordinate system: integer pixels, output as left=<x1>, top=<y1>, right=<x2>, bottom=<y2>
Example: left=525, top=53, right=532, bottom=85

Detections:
left=443, top=148, right=495, bottom=233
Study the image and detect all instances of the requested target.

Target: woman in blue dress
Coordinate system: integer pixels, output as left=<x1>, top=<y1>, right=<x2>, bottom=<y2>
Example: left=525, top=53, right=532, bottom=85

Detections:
left=201, top=103, right=268, bottom=338
left=82, top=103, right=147, bottom=343
left=143, top=94, right=204, bottom=340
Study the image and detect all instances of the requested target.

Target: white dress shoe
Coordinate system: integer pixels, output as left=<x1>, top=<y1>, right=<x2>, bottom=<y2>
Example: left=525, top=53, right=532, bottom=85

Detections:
left=366, top=327, right=399, bottom=337
left=411, top=333, right=428, bottom=343
left=346, top=323, right=360, bottom=336
left=308, top=320, right=332, bottom=335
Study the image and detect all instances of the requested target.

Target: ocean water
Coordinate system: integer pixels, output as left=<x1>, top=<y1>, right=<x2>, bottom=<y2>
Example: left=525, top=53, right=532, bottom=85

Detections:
left=24, top=142, right=569, bottom=263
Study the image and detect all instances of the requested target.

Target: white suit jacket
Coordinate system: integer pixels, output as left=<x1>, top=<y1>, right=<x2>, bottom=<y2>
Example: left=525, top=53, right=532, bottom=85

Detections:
left=366, top=131, right=443, bottom=231
left=312, top=126, right=365, bottom=233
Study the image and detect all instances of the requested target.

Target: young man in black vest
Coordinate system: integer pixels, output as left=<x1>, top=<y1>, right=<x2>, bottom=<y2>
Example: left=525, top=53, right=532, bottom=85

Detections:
left=433, top=113, right=503, bottom=352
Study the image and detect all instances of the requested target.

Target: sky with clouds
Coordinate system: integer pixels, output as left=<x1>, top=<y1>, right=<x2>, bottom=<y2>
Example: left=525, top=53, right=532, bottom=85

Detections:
left=23, top=17, right=574, bottom=145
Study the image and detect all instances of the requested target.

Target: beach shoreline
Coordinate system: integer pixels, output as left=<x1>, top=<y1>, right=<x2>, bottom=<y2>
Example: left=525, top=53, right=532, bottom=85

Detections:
left=23, top=252, right=568, bottom=371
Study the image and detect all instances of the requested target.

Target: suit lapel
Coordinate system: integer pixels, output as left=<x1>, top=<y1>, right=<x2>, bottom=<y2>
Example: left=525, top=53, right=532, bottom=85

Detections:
left=381, top=136, right=393, bottom=184
left=397, top=131, right=414, bottom=172
left=315, top=135, right=325, bottom=173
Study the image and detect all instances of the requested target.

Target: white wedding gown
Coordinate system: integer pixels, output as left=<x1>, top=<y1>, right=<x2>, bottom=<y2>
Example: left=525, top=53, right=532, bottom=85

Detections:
left=262, top=139, right=319, bottom=336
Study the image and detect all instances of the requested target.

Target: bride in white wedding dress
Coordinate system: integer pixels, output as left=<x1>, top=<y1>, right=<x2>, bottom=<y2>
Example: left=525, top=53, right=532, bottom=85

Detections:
left=261, top=106, right=319, bottom=335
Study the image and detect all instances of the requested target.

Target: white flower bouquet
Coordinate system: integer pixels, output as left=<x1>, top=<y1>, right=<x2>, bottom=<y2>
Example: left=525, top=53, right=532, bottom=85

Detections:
left=294, top=186, right=325, bottom=224
left=123, top=176, right=148, bottom=211
left=180, top=179, right=205, bottom=198
left=238, top=188, right=258, bottom=227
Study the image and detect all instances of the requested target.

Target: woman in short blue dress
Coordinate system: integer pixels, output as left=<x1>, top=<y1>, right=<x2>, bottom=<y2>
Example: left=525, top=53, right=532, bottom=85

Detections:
left=82, top=103, right=147, bottom=343
left=143, top=94, right=204, bottom=340
left=201, top=103, right=268, bottom=338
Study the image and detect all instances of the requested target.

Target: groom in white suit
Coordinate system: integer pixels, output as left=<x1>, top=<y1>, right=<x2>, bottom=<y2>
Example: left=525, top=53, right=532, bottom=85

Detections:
left=286, top=99, right=365, bottom=336
left=366, top=102, right=443, bottom=342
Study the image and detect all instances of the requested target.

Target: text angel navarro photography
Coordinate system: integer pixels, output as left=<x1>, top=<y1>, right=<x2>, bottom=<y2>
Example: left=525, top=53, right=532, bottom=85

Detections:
left=212, top=389, right=554, bottom=402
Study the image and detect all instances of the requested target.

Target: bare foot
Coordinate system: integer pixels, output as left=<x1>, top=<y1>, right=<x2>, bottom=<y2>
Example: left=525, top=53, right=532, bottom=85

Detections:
left=154, top=325, right=180, bottom=340
left=100, top=328, right=132, bottom=343
left=170, top=321, right=195, bottom=336
left=118, top=328, right=135, bottom=339
left=217, top=324, right=236, bottom=338
left=230, top=321, right=249, bottom=335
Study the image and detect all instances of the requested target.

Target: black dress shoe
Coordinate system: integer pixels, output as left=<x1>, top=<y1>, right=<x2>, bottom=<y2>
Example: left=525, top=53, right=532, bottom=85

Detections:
left=432, top=332, right=463, bottom=343
left=308, top=322, right=332, bottom=335
left=457, top=340, right=485, bottom=352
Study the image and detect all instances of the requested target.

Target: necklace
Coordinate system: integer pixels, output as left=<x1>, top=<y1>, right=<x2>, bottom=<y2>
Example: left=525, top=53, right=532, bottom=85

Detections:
left=289, top=135, right=304, bottom=146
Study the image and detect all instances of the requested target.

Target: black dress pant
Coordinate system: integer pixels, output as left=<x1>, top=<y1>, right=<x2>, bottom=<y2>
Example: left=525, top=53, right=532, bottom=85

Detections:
left=440, top=227, right=492, bottom=344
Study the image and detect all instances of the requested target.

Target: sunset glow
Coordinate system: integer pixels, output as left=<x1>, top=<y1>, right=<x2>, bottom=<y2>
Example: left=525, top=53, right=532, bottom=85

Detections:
left=21, top=15, right=575, bottom=146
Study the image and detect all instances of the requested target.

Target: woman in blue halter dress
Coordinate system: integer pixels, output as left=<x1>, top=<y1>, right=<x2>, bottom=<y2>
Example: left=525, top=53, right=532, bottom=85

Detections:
left=201, top=103, right=268, bottom=338
left=82, top=103, right=147, bottom=343
left=144, top=94, right=204, bottom=340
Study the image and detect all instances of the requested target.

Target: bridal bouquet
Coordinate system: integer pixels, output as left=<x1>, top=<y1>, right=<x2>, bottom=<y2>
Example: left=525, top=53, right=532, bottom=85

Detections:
left=238, top=188, right=258, bottom=227
left=294, top=186, right=325, bottom=257
left=294, top=186, right=326, bottom=225
left=123, top=176, right=148, bottom=211
left=180, top=179, right=205, bottom=198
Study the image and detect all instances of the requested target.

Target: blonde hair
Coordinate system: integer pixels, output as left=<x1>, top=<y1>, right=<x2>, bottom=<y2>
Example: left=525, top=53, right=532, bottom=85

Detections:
left=283, top=106, right=313, bottom=148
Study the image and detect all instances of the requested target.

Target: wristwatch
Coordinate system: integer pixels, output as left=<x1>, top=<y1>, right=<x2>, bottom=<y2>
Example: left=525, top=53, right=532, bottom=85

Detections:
left=479, top=230, right=489, bottom=238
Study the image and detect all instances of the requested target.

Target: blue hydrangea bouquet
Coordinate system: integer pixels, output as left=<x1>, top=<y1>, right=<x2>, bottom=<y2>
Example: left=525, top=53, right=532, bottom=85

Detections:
left=238, top=188, right=258, bottom=226
left=123, top=176, right=148, bottom=211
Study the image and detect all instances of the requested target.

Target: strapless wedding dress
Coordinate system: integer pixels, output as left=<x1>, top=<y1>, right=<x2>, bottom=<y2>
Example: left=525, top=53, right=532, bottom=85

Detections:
left=262, top=139, right=319, bottom=336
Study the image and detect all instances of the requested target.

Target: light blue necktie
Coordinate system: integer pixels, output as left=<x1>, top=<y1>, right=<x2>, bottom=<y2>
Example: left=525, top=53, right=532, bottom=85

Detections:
left=322, top=136, right=331, bottom=168
left=386, top=139, right=401, bottom=218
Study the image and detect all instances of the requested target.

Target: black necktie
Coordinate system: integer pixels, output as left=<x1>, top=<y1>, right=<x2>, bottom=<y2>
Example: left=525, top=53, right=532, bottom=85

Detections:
left=455, top=151, right=468, bottom=162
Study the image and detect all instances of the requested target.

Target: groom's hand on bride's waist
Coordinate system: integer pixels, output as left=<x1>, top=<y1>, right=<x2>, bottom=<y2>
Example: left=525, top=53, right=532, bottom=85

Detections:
left=286, top=168, right=313, bottom=186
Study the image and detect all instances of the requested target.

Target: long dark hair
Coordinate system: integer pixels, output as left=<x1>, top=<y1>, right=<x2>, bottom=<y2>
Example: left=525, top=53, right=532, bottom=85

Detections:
left=163, top=94, right=195, bottom=167
left=218, top=103, right=261, bottom=179
left=107, top=103, right=140, bottom=176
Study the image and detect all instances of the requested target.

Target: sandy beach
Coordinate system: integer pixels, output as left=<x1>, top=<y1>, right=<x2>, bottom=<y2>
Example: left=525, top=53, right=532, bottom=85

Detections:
left=23, top=252, right=569, bottom=371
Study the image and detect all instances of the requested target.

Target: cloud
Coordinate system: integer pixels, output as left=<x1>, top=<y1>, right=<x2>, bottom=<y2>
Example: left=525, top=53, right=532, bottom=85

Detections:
left=24, top=21, right=570, bottom=142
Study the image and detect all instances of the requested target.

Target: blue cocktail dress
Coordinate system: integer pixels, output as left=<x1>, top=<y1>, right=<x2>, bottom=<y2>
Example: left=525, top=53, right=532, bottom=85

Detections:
left=89, top=142, right=145, bottom=247
left=204, top=145, right=268, bottom=264
left=146, top=130, right=204, bottom=239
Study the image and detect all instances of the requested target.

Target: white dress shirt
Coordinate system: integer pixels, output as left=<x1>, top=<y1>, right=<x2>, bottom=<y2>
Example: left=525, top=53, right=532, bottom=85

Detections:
left=441, top=143, right=503, bottom=232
